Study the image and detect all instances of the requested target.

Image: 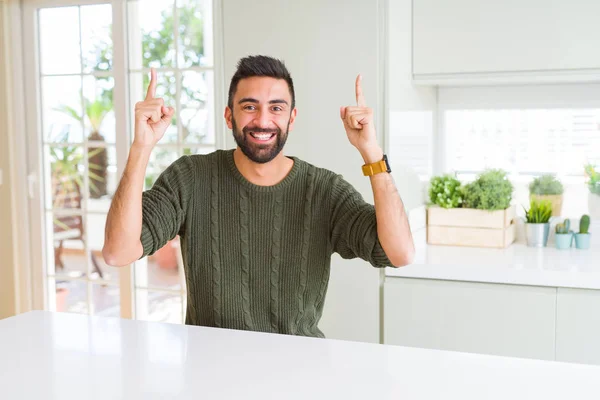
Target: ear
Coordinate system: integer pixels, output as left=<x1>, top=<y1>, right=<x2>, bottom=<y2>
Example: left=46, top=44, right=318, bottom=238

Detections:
left=288, top=108, right=298, bottom=131
left=224, top=106, right=233, bottom=129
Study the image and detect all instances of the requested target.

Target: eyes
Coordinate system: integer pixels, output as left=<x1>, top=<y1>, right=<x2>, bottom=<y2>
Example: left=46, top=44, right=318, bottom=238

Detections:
left=242, top=104, right=285, bottom=113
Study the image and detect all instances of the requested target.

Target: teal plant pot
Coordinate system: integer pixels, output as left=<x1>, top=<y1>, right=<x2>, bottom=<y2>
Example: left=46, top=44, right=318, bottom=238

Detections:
left=555, top=233, right=573, bottom=250
left=574, top=233, right=591, bottom=250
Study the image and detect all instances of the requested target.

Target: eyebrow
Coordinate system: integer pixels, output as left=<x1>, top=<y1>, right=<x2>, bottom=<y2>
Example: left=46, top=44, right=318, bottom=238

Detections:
left=238, top=97, right=289, bottom=106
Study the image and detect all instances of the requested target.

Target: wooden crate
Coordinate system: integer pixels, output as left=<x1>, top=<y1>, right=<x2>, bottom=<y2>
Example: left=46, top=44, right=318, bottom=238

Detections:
left=426, top=205, right=516, bottom=248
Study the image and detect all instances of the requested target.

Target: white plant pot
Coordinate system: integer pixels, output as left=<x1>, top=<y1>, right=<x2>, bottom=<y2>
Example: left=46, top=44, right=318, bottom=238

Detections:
left=589, top=192, right=600, bottom=219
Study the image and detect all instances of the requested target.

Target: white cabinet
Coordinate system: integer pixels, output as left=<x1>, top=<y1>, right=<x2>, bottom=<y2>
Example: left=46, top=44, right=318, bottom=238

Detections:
left=556, top=288, right=600, bottom=365
left=412, top=0, right=600, bottom=83
left=384, top=278, right=556, bottom=360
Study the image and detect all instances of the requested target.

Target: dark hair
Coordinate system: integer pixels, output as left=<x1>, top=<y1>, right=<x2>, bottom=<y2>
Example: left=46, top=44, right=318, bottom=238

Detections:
left=227, top=55, right=295, bottom=109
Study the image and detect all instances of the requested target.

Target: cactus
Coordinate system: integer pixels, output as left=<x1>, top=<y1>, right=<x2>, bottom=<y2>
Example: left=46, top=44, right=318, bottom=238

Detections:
left=580, top=215, right=590, bottom=234
left=556, top=219, right=571, bottom=234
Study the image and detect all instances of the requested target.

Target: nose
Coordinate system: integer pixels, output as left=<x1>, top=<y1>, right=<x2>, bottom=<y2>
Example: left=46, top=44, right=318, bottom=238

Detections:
left=253, top=108, right=272, bottom=129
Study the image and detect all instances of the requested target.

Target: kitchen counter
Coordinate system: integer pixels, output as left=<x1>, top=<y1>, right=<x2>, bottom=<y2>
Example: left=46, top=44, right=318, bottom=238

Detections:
left=386, top=229, right=600, bottom=289
left=1, top=311, right=600, bottom=399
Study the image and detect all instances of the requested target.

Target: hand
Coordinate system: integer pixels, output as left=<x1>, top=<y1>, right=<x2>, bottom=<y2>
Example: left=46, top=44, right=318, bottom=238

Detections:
left=133, top=68, right=175, bottom=149
left=340, top=75, right=382, bottom=163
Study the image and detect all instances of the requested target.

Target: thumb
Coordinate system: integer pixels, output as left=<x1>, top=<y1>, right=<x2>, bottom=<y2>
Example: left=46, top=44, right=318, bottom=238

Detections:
left=340, top=106, right=346, bottom=119
left=153, top=107, right=174, bottom=132
left=161, top=106, right=174, bottom=122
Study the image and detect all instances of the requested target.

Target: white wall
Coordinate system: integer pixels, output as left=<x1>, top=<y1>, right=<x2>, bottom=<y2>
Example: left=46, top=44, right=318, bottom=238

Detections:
left=221, top=0, right=386, bottom=343
left=387, top=0, right=437, bottom=210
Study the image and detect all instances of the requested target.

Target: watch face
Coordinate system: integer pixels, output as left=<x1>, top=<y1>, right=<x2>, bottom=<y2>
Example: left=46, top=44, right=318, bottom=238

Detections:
left=383, top=154, right=391, bottom=173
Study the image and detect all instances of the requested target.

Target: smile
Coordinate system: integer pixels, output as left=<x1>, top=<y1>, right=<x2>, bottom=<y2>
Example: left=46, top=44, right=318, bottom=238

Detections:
left=248, top=132, right=276, bottom=142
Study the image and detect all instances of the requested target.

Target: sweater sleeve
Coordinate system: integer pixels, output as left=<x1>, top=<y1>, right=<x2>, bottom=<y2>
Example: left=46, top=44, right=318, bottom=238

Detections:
left=329, top=174, right=392, bottom=268
left=140, top=155, right=195, bottom=258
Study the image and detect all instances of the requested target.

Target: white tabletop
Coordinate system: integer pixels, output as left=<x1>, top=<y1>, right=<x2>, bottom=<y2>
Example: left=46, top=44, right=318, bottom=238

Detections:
left=1, top=311, right=600, bottom=399
left=386, top=229, right=600, bottom=289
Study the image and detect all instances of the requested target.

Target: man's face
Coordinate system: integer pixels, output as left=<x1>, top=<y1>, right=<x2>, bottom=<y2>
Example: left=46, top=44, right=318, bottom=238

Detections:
left=225, top=76, right=297, bottom=164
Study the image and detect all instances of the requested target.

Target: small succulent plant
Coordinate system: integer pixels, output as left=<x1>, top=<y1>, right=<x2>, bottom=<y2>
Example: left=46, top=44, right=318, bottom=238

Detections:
left=524, top=199, right=553, bottom=224
left=579, top=215, right=591, bottom=234
left=585, top=164, right=600, bottom=195
left=555, top=219, right=571, bottom=234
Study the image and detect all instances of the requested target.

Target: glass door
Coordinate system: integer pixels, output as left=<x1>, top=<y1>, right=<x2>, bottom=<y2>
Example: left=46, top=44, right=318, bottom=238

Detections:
left=23, top=0, right=220, bottom=323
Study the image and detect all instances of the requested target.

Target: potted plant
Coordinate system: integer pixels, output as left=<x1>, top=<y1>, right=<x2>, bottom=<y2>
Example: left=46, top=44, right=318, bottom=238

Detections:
left=529, top=174, right=564, bottom=217
left=461, top=169, right=513, bottom=211
left=574, top=214, right=591, bottom=250
left=524, top=199, right=553, bottom=247
left=428, top=174, right=463, bottom=209
left=585, top=164, right=600, bottom=218
left=427, top=169, right=516, bottom=248
left=554, top=218, right=573, bottom=250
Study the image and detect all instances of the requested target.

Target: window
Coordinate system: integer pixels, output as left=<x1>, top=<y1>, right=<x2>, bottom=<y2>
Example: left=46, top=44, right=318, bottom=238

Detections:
left=445, top=109, right=600, bottom=176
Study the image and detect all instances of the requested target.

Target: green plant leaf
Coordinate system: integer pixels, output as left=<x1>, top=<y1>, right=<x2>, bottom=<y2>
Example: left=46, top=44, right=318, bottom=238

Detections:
left=525, top=199, right=553, bottom=223
left=462, top=169, right=513, bottom=210
left=529, top=174, right=564, bottom=195
left=428, top=174, right=463, bottom=209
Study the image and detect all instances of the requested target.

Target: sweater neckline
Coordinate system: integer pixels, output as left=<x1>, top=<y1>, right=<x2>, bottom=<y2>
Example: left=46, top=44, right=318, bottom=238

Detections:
left=225, top=149, right=301, bottom=193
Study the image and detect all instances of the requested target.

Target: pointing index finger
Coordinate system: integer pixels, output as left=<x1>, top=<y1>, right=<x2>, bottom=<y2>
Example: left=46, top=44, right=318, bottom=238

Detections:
left=355, top=74, right=366, bottom=107
left=145, top=67, right=157, bottom=100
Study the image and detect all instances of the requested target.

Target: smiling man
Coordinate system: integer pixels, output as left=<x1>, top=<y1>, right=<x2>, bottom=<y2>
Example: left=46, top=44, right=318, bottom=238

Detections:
left=103, top=55, right=414, bottom=337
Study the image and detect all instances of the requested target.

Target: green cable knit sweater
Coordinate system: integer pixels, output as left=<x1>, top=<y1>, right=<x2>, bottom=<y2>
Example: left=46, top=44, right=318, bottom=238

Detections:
left=140, top=149, right=391, bottom=337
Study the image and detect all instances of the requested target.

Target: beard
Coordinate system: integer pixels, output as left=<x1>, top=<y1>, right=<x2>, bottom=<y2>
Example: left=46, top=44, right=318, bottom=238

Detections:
left=231, top=116, right=289, bottom=164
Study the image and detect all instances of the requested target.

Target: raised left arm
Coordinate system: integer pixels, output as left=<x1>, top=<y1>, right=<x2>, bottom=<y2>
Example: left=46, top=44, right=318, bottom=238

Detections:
left=360, top=146, right=414, bottom=267
left=340, top=75, right=415, bottom=267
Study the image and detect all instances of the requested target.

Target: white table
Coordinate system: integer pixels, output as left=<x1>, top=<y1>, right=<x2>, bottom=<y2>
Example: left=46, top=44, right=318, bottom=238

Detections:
left=1, top=311, right=599, bottom=399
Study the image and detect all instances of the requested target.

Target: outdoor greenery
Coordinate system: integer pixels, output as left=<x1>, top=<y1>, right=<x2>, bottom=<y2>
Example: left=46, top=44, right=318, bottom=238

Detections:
left=53, top=2, right=208, bottom=194
left=529, top=174, right=564, bottom=195
left=461, top=169, right=514, bottom=211
left=50, top=130, right=104, bottom=230
left=524, top=199, right=553, bottom=224
left=56, top=99, right=112, bottom=197
left=140, top=2, right=208, bottom=144
left=428, top=174, right=463, bottom=209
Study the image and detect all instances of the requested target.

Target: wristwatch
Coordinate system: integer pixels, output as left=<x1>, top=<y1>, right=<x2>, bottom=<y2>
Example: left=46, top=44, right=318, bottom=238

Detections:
left=362, top=154, right=391, bottom=176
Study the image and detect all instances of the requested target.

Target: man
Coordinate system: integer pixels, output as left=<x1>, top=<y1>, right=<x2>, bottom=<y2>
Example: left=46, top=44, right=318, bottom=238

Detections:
left=103, top=55, right=414, bottom=338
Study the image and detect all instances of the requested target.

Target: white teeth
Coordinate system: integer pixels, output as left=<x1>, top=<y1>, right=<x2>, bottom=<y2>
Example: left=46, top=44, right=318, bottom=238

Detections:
left=251, top=133, right=273, bottom=140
